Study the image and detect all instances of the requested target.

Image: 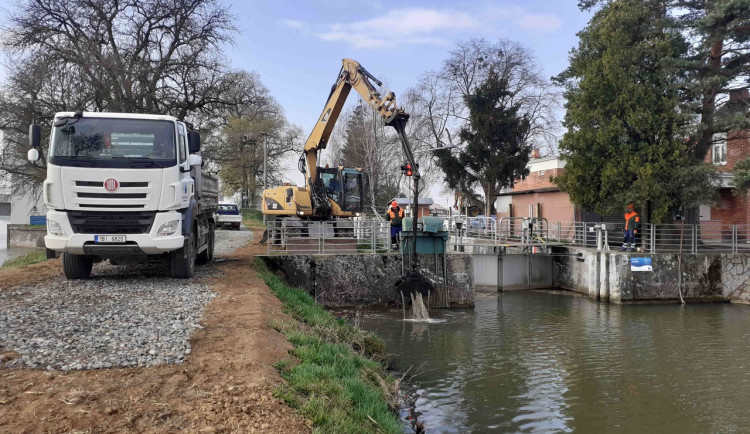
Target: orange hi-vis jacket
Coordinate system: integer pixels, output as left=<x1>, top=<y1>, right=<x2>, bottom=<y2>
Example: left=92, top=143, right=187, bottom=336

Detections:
left=387, top=207, right=405, bottom=227
left=624, top=211, right=640, bottom=231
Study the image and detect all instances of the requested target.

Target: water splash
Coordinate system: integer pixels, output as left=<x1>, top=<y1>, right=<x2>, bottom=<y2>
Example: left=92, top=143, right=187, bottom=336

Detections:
left=410, top=292, right=430, bottom=321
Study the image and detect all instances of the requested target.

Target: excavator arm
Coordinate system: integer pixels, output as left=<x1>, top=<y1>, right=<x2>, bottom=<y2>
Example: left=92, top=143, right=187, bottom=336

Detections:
left=302, top=59, right=417, bottom=213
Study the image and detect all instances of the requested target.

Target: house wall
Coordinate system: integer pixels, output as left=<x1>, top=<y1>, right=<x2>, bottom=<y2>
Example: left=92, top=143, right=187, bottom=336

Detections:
left=710, top=188, right=750, bottom=225
left=512, top=167, right=565, bottom=192
left=704, top=129, right=750, bottom=173
left=510, top=191, right=576, bottom=222
left=703, top=124, right=750, bottom=226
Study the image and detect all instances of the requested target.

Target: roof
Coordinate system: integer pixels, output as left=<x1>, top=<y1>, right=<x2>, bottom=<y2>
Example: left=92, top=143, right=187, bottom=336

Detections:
left=54, top=112, right=180, bottom=122
left=495, top=187, right=561, bottom=197
left=389, top=197, right=435, bottom=206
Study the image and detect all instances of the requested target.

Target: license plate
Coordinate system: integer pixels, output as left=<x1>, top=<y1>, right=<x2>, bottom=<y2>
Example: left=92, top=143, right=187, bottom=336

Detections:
left=95, top=235, right=126, bottom=243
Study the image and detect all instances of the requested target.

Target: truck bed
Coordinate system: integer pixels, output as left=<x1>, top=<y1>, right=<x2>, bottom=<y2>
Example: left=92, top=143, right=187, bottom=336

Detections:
left=195, top=170, right=219, bottom=212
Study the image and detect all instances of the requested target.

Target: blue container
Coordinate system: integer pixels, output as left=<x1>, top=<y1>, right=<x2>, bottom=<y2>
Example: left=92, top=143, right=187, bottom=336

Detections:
left=401, top=230, right=449, bottom=254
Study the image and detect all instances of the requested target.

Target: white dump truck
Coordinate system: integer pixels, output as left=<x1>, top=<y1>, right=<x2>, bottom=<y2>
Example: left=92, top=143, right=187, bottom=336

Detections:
left=27, top=112, right=218, bottom=279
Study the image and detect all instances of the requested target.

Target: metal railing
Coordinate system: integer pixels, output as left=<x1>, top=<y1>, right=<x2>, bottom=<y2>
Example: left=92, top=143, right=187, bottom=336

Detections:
left=445, top=219, right=750, bottom=254
left=265, top=218, right=391, bottom=254
left=263, top=217, right=750, bottom=255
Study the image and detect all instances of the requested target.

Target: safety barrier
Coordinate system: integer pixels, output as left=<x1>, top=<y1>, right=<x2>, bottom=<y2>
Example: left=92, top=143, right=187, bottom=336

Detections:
left=445, top=219, right=750, bottom=254
left=264, top=217, right=750, bottom=255
left=265, top=219, right=391, bottom=254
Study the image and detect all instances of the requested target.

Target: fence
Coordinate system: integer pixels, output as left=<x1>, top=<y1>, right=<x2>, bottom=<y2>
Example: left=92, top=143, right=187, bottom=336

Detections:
left=265, top=219, right=391, bottom=254
left=263, top=216, right=750, bottom=255
left=445, top=218, right=750, bottom=254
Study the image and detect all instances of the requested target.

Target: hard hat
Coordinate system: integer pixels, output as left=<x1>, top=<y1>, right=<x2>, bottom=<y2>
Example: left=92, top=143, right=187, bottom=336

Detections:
left=391, top=201, right=398, bottom=208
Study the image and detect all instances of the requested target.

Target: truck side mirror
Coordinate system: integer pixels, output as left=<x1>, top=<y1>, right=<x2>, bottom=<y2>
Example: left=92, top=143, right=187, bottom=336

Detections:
left=188, top=130, right=201, bottom=153
left=29, top=124, right=41, bottom=149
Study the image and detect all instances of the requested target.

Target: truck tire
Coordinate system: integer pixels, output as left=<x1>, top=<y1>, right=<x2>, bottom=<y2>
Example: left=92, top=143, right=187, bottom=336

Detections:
left=170, top=230, right=196, bottom=278
left=61, top=253, right=93, bottom=279
left=196, top=222, right=215, bottom=264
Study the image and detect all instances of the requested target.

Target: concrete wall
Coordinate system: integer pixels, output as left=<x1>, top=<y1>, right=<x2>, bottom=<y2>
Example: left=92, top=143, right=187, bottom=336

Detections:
left=262, top=253, right=474, bottom=308
left=553, top=246, right=737, bottom=304
left=7, top=225, right=46, bottom=248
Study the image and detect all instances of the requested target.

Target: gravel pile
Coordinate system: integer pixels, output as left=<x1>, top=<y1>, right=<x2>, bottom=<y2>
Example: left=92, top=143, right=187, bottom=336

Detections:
left=0, top=225, right=253, bottom=371
left=213, top=224, right=254, bottom=256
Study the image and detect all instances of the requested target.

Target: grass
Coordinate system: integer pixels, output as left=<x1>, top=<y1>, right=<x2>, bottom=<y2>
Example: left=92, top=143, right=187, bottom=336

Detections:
left=0, top=250, right=48, bottom=270
left=241, top=209, right=265, bottom=229
left=254, top=258, right=401, bottom=434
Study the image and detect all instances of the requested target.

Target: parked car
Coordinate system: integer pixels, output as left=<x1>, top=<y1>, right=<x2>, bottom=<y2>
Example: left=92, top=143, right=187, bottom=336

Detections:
left=215, top=204, right=242, bottom=230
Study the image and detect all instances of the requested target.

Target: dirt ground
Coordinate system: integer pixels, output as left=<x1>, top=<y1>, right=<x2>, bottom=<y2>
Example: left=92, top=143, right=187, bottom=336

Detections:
left=0, top=230, right=310, bottom=433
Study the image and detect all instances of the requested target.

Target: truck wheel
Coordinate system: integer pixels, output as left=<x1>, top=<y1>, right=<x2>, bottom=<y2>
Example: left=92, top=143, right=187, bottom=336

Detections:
left=61, top=253, right=93, bottom=279
left=234, top=223, right=241, bottom=231
left=170, top=230, right=196, bottom=278
left=196, top=223, right=215, bottom=264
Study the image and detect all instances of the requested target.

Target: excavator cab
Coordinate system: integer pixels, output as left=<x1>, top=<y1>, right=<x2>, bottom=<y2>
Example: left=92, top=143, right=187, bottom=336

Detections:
left=318, top=166, right=364, bottom=215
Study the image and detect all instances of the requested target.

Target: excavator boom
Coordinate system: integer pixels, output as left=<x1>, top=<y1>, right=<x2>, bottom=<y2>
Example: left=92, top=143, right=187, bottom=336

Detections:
left=303, top=59, right=409, bottom=187
left=263, top=58, right=417, bottom=224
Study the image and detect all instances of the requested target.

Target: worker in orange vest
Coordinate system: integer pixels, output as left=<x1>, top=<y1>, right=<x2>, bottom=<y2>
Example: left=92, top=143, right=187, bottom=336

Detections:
left=623, top=203, right=640, bottom=252
left=386, top=201, right=405, bottom=251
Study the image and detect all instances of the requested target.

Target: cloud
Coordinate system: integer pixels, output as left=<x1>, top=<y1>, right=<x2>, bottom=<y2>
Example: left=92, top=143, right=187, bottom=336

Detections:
left=286, top=5, right=561, bottom=49
left=317, top=8, right=478, bottom=49
left=517, top=14, right=562, bottom=34
left=282, top=19, right=304, bottom=29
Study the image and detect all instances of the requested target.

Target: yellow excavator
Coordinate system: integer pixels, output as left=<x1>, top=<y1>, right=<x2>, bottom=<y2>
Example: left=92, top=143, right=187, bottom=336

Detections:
left=262, top=59, right=411, bottom=227
left=262, top=58, right=433, bottom=298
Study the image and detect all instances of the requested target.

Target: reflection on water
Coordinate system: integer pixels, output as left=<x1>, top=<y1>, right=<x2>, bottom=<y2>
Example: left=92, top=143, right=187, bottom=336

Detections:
left=0, top=235, right=40, bottom=267
left=361, top=292, right=750, bottom=433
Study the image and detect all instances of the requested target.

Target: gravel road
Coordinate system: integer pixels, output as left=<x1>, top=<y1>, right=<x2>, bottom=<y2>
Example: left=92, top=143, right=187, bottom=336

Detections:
left=0, top=225, right=253, bottom=370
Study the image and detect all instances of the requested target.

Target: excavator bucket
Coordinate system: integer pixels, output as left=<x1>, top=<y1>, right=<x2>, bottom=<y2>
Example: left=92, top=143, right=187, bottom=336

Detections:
left=395, top=271, right=435, bottom=298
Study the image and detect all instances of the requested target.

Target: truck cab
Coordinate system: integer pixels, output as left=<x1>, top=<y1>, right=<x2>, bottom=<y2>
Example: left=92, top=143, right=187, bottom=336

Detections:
left=28, top=112, right=218, bottom=279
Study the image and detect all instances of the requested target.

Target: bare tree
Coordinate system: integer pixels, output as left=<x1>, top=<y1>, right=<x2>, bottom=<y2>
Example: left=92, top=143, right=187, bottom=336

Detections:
left=205, top=72, right=303, bottom=206
left=0, top=0, right=240, bottom=194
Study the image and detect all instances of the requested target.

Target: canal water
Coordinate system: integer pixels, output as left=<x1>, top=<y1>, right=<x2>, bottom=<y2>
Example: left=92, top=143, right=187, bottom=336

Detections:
left=0, top=234, right=39, bottom=267
left=361, top=291, right=750, bottom=433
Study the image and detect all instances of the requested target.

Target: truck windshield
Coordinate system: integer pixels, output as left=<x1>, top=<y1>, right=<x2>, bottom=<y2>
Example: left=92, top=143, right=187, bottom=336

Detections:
left=49, top=118, right=177, bottom=168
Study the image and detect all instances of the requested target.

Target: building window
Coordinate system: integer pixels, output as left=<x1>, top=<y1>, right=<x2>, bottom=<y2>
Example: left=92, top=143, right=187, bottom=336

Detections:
left=712, top=132, right=727, bottom=165
left=0, top=202, right=10, bottom=218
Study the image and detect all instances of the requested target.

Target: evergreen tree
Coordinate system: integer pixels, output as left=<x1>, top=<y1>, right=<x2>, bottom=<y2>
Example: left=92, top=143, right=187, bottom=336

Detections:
left=555, top=0, right=715, bottom=221
left=437, top=73, right=531, bottom=215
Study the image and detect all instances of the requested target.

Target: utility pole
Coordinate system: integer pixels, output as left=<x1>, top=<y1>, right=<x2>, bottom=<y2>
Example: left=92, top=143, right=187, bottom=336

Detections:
left=260, top=132, right=272, bottom=224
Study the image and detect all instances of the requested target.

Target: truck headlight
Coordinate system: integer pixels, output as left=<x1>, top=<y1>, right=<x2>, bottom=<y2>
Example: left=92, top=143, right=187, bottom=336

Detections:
left=157, top=220, right=180, bottom=237
left=47, top=220, right=65, bottom=237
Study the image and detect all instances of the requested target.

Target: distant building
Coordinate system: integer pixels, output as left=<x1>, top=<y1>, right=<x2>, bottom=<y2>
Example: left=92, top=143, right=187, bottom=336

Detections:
left=701, top=89, right=750, bottom=225
left=494, top=150, right=576, bottom=222
left=0, top=131, right=46, bottom=235
left=387, top=197, right=434, bottom=218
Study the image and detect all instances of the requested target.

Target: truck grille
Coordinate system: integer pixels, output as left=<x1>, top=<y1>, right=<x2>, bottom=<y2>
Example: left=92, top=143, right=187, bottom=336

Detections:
left=68, top=211, right=157, bottom=234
